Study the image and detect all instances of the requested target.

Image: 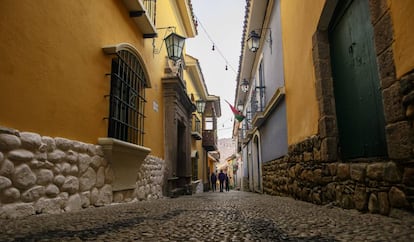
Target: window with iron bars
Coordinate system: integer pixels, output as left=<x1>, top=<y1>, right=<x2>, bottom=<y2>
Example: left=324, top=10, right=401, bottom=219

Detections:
left=108, top=50, right=147, bottom=145
left=250, top=61, right=265, bottom=118
left=192, top=114, right=201, bottom=134
left=242, top=110, right=253, bottom=136
left=251, top=62, right=266, bottom=118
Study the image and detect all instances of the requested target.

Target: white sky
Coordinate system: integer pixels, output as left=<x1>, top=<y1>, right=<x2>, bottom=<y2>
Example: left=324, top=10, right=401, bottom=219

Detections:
left=186, top=0, right=246, bottom=139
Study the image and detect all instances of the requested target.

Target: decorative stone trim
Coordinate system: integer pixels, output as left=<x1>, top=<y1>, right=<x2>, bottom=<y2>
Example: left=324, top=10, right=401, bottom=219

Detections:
left=312, top=29, right=338, bottom=162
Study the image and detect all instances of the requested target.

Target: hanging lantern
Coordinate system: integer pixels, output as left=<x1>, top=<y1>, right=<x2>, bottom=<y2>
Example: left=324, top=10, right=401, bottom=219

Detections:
left=240, top=78, right=249, bottom=93
left=246, top=30, right=260, bottom=52
left=195, top=99, right=206, bottom=114
left=164, top=32, right=186, bottom=61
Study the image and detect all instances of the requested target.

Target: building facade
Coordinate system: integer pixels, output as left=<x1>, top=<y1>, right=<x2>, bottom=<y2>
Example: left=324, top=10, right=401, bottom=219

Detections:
left=0, top=0, right=221, bottom=218
left=235, top=0, right=414, bottom=215
left=185, top=54, right=221, bottom=192
left=235, top=0, right=288, bottom=194
left=203, top=97, right=222, bottom=190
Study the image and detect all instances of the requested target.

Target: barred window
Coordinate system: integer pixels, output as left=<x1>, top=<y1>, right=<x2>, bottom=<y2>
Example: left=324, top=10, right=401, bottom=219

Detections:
left=108, top=50, right=147, bottom=145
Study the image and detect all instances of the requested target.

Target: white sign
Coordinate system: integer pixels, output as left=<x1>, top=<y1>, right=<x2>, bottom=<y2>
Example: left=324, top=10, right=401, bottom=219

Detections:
left=153, top=101, right=159, bottom=112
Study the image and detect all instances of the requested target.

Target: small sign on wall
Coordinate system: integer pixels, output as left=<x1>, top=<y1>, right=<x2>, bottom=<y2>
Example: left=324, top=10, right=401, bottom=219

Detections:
left=153, top=101, right=159, bottom=112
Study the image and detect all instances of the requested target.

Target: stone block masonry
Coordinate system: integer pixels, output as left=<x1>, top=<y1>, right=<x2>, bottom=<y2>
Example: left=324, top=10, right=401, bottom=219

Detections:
left=262, top=135, right=414, bottom=216
left=0, top=126, right=165, bottom=218
left=113, top=155, right=165, bottom=203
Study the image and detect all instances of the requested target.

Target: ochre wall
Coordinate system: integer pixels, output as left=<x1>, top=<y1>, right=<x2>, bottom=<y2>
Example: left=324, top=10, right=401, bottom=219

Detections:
left=0, top=0, right=191, bottom=157
left=184, top=56, right=206, bottom=182
left=389, top=0, right=414, bottom=78
left=280, top=0, right=325, bottom=145
left=145, top=0, right=192, bottom=157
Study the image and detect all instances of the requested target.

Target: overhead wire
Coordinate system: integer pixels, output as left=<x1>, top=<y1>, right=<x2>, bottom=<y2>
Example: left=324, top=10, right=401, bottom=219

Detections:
left=195, top=16, right=238, bottom=74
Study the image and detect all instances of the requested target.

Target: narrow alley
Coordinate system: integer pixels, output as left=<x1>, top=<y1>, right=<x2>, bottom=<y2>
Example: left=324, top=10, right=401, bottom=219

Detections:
left=1, top=191, right=413, bottom=241
left=1, top=0, right=414, bottom=241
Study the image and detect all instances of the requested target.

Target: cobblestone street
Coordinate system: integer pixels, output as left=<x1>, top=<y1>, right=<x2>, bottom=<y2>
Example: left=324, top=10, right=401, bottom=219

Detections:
left=1, top=191, right=414, bottom=241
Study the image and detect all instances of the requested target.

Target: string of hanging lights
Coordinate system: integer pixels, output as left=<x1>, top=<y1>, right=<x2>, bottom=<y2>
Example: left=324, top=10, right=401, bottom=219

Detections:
left=195, top=16, right=237, bottom=74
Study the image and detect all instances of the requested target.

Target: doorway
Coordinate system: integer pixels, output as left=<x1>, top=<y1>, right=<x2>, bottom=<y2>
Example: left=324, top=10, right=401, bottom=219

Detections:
left=252, top=134, right=262, bottom=193
left=329, top=0, right=387, bottom=159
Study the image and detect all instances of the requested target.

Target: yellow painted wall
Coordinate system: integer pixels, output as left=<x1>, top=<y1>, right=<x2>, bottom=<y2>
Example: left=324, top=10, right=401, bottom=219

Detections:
left=146, top=0, right=193, bottom=156
left=389, top=0, right=414, bottom=79
left=0, top=0, right=193, bottom=157
left=281, top=0, right=325, bottom=145
left=185, top=56, right=206, bottom=182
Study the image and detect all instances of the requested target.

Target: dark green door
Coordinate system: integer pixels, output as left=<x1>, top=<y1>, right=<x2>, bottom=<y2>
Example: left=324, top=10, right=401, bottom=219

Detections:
left=329, top=0, right=387, bottom=159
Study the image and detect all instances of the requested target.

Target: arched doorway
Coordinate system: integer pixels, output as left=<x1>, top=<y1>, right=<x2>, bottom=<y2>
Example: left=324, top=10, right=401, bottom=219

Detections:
left=252, top=134, right=262, bottom=193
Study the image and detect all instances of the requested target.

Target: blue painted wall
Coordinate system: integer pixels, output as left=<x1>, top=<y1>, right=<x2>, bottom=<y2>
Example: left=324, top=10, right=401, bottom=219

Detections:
left=259, top=0, right=288, bottom=162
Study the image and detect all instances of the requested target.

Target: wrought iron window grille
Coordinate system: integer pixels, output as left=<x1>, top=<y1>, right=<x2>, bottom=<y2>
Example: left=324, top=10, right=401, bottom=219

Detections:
left=105, top=50, right=147, bottom=145
left=192, top=114, right=201, bottom=134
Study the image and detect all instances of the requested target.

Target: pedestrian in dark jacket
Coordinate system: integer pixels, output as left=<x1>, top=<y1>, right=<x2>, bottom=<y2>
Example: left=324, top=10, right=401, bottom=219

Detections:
left=218, top=170, right=226, bottom=192
left=225, top=174, right=230, bottom=192
left=210, top=172, right=217, bottom=192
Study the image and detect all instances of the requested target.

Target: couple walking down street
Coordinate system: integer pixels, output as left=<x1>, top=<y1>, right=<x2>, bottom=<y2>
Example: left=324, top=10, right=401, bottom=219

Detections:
left=211, top=170, right=230, bottom=192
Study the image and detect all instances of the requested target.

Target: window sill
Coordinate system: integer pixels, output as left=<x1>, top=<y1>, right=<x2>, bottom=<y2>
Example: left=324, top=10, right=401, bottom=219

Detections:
left=98, top=138, right=151, bottom=191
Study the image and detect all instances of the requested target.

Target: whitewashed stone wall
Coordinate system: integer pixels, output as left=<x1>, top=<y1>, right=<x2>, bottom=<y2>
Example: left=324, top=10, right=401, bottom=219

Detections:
left=112, top=155, right=165, bottom=203
left=0, top=127, right=114, bottom=218
left=135, top=155, right=165, bottom=200
left=0, top=126, right=167, bottom=219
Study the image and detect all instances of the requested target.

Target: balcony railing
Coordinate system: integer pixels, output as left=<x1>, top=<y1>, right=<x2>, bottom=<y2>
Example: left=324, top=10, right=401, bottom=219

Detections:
left=191, top=114, right=202, bottom=140
left=143, top=0, right=156, bottom=26
left=250, top=86, right=265, bottom=118
left=122, top=0, right=157, bottom=38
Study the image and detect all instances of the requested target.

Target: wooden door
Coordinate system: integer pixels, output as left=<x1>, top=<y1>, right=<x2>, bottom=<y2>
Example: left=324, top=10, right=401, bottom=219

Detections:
left=329, top=0, right=386, bottom=159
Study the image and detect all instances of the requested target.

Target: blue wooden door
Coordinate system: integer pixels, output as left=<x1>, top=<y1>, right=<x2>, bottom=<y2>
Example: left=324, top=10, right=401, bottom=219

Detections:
left=329, top=0, right=387, bottom=159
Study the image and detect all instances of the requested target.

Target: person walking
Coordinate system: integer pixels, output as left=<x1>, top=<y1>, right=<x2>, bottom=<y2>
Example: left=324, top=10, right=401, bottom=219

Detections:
left=210, top=172, right=217, bottom=192
left=225, top=174, right=230, bottom=192
left=218, top=170, right=226, bottom=192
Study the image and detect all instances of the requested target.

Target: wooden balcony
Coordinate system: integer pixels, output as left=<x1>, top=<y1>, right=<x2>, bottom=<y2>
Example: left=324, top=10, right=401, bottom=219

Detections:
left=202, top=130, right=217, bottom=151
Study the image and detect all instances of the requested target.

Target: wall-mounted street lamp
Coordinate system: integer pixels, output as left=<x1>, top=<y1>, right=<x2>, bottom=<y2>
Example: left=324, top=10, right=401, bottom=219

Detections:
left=164, top=32, right=186, bottom=62
left=153, top=27, right=186, bottom=62
left=246, top=28, right=272, bottom=53
left=246, top=31, right=261, bottom=52
left=240, top=78, right=250, bottom=93
left=196, top=99, right=206, bottom=114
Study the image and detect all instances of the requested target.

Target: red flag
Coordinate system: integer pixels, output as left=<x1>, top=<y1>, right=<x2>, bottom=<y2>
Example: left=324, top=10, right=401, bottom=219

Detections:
left=225, top=100, right=245, bottom=122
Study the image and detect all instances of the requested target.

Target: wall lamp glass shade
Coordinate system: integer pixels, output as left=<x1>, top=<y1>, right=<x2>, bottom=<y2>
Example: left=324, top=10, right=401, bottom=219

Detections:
left=164, top=32, right=186, bottom=61
left=196, top=99, right=206, bottom=114
left=247, top=31, right=260, bottom=52
left=240, top=79, right=249, bottom=93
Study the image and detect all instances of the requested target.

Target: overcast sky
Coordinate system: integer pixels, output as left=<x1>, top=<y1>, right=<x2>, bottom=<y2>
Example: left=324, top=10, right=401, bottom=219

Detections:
left=186, top=0, right=246, bottom=139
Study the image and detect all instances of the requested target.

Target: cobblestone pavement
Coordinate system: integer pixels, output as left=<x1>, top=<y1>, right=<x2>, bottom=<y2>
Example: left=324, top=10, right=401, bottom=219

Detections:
left=1, top=191, right=414, bottom=241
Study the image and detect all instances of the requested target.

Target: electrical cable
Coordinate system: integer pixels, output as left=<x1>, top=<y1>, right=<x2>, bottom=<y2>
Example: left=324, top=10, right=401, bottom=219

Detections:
left=195, top=16, right=238, bottom=74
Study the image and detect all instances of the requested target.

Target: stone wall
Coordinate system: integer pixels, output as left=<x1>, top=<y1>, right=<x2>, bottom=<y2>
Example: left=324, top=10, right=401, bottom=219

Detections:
left=0, top=127, right=113, bottom=218
left=298, top=1, right=414, bottom=216
left=262, top=135, right=414, bottom=215
left=113, top=155, right=165, bottom=203
left=0, top=126, right=166, bottom=218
